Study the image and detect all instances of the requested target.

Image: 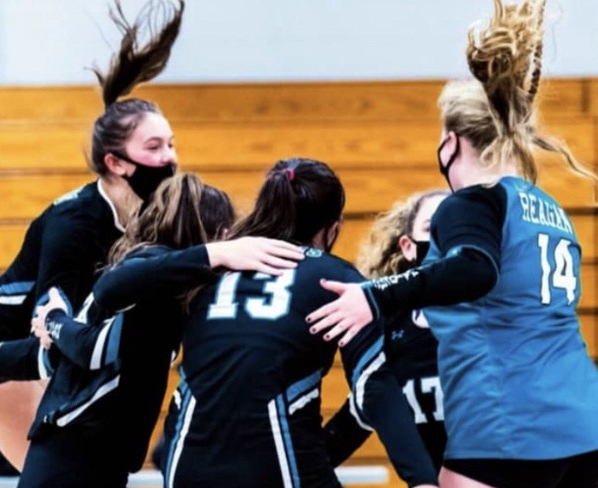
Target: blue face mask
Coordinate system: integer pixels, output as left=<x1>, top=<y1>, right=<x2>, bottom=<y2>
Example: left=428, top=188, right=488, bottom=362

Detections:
left=113, top=151, right=176, bottom=202
left=437, top=134, right=460, bottom=192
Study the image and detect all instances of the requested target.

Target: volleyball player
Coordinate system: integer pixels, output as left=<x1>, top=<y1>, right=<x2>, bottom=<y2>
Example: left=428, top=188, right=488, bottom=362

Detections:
left=0, top=0, right=185, bottom=469
left=162, top=158, right=438, bottom=488
left=0, top=173, right=303, bottom=488
left=325, top=190, right=448, bottom=473
left=307, top=1, right=598, bottom=486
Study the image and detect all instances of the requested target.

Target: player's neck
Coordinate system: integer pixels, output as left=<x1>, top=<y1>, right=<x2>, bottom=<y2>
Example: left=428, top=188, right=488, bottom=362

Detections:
left=459, top=160, right=520, bottom=190
left=98, top=175, right=142, bottom=228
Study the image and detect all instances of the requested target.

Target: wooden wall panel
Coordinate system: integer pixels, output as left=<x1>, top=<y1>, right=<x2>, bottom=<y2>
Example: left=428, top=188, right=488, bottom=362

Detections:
left=580, top=312, right=598, bottom=359
left=590, top=79, right=598, bottom=117
left=582, top=264, right=597, bottom=309
left=0, top=79, right=585, bottom=124
left=1, top=214, right=595, bottom=278
left=0, top=118, right=594, bottom=172
left=0, top=224, right=24, bottom=269
left=0, top=167, right=594, bottom=222
left=0, top=121, right=444, bottom=169
left=0, top=168, right=449, bottom=220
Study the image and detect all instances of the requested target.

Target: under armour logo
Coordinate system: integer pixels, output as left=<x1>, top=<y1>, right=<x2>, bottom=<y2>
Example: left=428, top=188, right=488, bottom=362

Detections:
left=390, top=330, right=404, bottom=341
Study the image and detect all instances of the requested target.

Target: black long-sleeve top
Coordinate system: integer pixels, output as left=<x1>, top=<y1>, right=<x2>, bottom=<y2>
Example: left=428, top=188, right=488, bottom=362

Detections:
left=0, top=244, right=216, bottom=473
left=0, top=181, right=122, bottom=341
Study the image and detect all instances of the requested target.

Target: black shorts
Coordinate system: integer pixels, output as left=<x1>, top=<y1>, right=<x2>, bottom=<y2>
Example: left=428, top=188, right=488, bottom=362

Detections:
left=444, top=450, right=598, bottom=488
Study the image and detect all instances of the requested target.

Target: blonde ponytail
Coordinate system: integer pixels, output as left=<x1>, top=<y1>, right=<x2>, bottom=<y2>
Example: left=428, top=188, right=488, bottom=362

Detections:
left=440, top=0, right=597, bottom=183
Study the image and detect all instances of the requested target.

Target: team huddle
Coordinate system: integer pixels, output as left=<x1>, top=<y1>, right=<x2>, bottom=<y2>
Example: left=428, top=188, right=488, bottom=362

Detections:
left=0, top=0, right=597, bottom=487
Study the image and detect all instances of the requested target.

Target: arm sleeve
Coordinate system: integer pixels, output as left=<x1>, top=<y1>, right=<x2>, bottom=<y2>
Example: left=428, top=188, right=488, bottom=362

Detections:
left=356, top=367, right=438, bottom=487
left=363, top=185, right=506, bottom=320
left=34, top=209, right=96, bottom=311
left=45, top=247, right=211, bottom=369
left=0, top=336, right=56, bottom=382
left=323, top=398, right=371, bottom=466
left=94, top=245, right=216, bottom=312
left=44, top=309, right=121, bottom=370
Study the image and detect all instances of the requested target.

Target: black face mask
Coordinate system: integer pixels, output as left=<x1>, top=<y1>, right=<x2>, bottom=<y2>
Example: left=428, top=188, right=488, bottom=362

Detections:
left=113, top=151, right=176, bottom=202
left=408, top=237, right=430, bottom=266
left=437, top=134, right=460, bottom=192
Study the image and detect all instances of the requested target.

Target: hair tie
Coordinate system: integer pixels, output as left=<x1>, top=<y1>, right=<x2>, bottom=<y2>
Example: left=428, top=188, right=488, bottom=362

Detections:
left=284, top=168, right=295, bottom=181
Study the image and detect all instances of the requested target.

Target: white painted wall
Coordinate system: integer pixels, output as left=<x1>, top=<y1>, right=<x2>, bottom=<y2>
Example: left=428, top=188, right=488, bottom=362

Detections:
left=0, top=0, right=596, bottom=85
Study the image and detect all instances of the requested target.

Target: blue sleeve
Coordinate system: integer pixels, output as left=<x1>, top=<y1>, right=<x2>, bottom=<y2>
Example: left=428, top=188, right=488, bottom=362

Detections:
left=363, top=184, right=506, bottom=320
left=45, top=309, right=122, bottom=370
left=0, top=336, right=56, bottom=382
left=94, top=245, right=216, bottom=312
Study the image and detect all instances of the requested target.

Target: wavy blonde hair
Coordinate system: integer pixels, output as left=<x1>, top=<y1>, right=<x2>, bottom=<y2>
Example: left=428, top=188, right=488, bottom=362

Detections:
left=356, top=190, right=448, bottom=279
left=439, top=0, right=596, bottom=183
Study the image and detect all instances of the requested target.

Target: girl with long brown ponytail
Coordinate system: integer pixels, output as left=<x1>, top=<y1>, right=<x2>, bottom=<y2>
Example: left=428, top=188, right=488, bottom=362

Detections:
left=157, top=159, right=437, bottom=488
left=307, top=1, right=598, bottom=487
left=0, top=0, right=184, bottom=470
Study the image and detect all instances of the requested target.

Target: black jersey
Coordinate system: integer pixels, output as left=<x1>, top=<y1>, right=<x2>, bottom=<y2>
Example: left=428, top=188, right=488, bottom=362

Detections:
left=384, top=309, right=446, bottom=471
left=163, top=249, right=436, bottom=488
left=0, top=245, right=215, bottom=479
left=0, top=181, right=123, bottom=340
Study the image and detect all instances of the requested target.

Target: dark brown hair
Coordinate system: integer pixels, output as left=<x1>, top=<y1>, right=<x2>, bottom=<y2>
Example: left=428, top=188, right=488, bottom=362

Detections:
left=230, top=158, right=345, bottom=245
left=200, top=185, right=236, bottom=242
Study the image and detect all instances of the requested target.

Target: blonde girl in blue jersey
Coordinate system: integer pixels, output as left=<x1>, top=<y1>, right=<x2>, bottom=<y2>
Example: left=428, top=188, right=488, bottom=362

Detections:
left=306, top=1, right=598, bottom=487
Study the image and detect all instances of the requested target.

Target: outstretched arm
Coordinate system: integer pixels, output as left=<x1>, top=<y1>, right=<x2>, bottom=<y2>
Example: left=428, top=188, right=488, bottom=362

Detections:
left=321, top=265, right=438, bottom=486
left=31, top=239, right=305, bottom=370
left=307, top=188, right=503, bottom=346
left=95, top=238, right=304, bottom=312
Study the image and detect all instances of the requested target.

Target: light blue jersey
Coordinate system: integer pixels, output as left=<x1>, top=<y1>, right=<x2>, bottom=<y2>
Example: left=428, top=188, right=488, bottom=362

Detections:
left=425, top=176, right=598, bottom=460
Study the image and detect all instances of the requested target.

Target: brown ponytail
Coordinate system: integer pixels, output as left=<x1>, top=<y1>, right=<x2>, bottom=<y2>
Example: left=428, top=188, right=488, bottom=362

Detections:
left=92, top=0, right=184, bottom=108
left=89, top=0, right=184, bottom=175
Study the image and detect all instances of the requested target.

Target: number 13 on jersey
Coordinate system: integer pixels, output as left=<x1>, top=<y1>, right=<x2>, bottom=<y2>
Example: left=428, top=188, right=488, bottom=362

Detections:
left=207, top=270, right=296, bottom=320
